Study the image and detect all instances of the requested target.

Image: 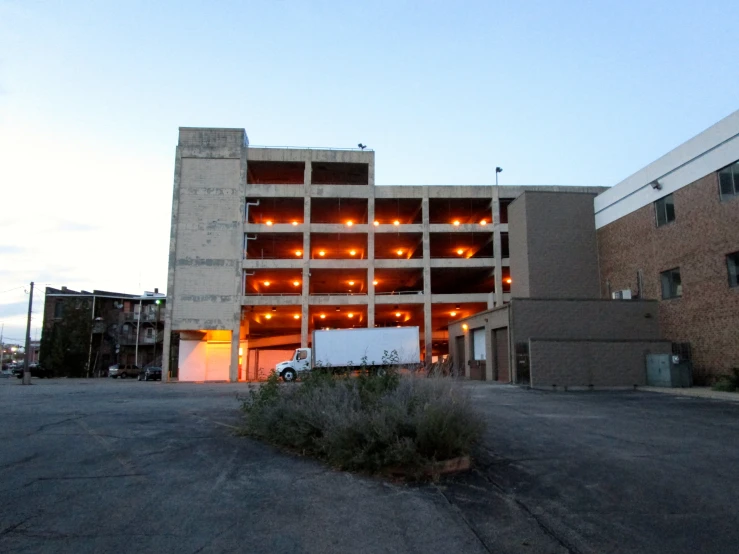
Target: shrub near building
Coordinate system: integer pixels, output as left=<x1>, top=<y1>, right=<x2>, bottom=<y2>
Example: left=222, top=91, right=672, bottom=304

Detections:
left=241, top=370, right=485, bottom=477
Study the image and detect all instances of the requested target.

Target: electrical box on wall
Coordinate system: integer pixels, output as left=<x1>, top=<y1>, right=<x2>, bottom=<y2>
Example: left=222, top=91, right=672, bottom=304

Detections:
left=612, top=289, right=632, bottom=300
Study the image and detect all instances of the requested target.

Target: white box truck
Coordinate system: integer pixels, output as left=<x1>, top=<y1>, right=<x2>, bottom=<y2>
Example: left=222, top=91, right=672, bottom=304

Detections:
left=274, top=327, right=421, bottom=382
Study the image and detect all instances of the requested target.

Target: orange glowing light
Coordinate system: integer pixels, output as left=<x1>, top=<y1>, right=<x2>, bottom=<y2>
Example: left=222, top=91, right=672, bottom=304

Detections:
left=346, top=220, right=353, bottom=227
left=320, top=314, right=326, bottom=319
left=372, top=280, right=378, bottom=286
left=348, top=281, right=355, bottom=286
left=374, top=220, right=379, bottom=226
left=295, top=250, right=302, bottom=257
left=292, top=221, right=299, bottom=226
left=349, top=250, right=357, bottom=256
left=453, top=220, right=460, bottom=226
left=395, top=312, right=401, bottom=317
left=462, top=323, right=468, bottom=331
left=456, top=248, right=464, bottom=255
left=505, top=277, right=513, bottom=284
left=396, top=249, right=403, bottom=256
left=348, top=313, right=354, bottom=318
left=479, top=219, right=487, bottom=225
left=265, top=314, right=272, bottom=320
left=266, top=220, right=273, bottom=226
left=319, top=250, right=326, bottom=257
left=293, top=280, right=300, bottom=287
left=393, top=220, right=400, bottom=226
left=450, top=311, right=457, bottom=317
left=263, top=281, right=270, bottom=287
left=293, top=314, right=300, bottom=319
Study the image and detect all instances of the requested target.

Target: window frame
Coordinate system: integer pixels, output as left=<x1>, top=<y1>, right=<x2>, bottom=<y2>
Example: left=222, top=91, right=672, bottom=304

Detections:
left=660, top=267, right=683, bottom=300
left=727, top=251, right=739, bottom=288
left=654, top=194, right=676, bottom=227
left=718, top=161, right=739, bottom=200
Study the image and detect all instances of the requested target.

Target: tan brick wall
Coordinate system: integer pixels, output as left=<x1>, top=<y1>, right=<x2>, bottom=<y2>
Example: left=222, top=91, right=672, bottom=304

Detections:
left=597, top=173, right=739, bottom=381
left=529, top=339, right=671, bottom=388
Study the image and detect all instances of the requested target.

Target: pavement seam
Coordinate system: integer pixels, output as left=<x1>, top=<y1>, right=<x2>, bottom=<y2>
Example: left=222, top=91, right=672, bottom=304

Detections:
left=432, top=483, right=494, bottom=554
left=473, top=466, right=583, bottom=554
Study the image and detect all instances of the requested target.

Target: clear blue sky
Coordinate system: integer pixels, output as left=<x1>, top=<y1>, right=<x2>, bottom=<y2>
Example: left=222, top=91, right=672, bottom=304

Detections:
left=0, top=0, right=737, bottom=342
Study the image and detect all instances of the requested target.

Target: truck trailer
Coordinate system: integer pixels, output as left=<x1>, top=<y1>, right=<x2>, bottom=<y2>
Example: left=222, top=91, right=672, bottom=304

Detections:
left=274, top=327, right=421, bottom=382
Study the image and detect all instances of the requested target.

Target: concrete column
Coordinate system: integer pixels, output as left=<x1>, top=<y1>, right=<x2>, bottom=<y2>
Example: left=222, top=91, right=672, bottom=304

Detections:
left=492, top=186, right=504, bottom=307
left=367, top=191, right=375, bottom=327
left=422, top=192, right=432, bottom=363
left=302, top=162, right=311, bottom=346
left=230, top=146, right=249, bottom=382
left=229, top=328, right=240, bottom=382
left=162, top=146, right=182, bottom=382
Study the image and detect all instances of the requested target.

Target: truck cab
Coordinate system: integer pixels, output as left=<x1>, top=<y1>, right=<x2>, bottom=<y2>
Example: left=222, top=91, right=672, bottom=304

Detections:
left=275, top=348, right=312, bottom=381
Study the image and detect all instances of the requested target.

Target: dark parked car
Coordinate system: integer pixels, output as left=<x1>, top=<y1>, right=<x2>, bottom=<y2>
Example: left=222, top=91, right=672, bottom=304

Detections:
left=13, top=363, right=53, bottom=379
left=138, top=367, right=162, bottom=381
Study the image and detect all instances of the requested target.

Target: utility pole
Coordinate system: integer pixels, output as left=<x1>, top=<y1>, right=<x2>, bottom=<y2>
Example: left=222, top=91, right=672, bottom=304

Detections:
left=155, top=299, right=162, bottom=365
left=85, top=295, right=96, bottom=378
left=22, top=282, right=34, bottom=385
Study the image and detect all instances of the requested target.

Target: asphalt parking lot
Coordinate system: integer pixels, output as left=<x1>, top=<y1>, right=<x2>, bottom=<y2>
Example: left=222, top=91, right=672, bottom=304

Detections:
left=1, top=378, right=738, bottom=553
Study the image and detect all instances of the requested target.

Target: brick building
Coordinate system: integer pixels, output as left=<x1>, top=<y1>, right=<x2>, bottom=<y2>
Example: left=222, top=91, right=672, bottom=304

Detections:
left=596, top=110, right=739, bottom=382
left=41, top=287, right=166, bottom=377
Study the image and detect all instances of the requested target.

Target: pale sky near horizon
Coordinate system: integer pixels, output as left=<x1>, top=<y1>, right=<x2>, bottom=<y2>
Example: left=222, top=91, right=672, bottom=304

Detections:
left=0, top=0, right=737, bottom=343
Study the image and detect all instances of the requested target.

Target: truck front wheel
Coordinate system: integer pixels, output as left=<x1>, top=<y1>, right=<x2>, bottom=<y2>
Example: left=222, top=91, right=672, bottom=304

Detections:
left=282, top=368, right=297, bottom=382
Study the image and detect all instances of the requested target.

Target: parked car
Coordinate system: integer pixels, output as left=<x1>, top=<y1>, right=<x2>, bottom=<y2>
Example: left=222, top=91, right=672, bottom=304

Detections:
left=108, top=364, right=140, bottom=379
left=138, top=367, right=162, bottom=381
left=12, top=364, right=53, bottom=379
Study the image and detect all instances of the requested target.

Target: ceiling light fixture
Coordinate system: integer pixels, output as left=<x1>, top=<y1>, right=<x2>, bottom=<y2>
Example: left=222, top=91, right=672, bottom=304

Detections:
left=505, top=277, right=513, bottom=284
left=320, top=314, right=326, bottom=319
left=319, top=250, right=326, bottom=256
left=292, top=221, right=299, bottom=226
left=393, top=220, right=400, bottom=226
left=263, top=281, right=270, bottom=286
left=395, top=312, right=401, bottom=318
left=372, top=280, right=378, bottom=285
left=295, top=250, right=302, bottom=257
left=265, top=314, right=272, bottom=320
left=272, top=306, right=277, bottom=312
left=450, top=311, right=457, bottom=317
left=293, top=314, right=300, bottom=319
left=348, top=280, right=355, bottom=286
left=349, top=250, right=356, bottom=256
left=456, top=248, right=464, bottom=255
left=479, top=219, right=487, bottom=225
left=266, top=220, right=273, bottom=226
left=453, top=220, right=460, bottom=226
left=348, top=313, right=354, bottom=318
left=374, top=220, right=379, bottom=226
left=396, top=249, right=403, bottom=256
left=293, top=280, right=300, bottom=287
left=346, top=220, right=353, bottom=227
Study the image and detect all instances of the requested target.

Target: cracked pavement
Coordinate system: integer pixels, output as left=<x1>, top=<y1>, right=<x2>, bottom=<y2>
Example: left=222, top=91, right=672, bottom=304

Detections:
left=1, top=379, right=738, bottom=553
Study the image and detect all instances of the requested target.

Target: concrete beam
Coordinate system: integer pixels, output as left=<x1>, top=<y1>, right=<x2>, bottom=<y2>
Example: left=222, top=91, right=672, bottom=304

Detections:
left=431, top=293, right=490, bottom=304
left=375, top=294, right=425, bottom=305
left=247, top=334, right=302, bottom=348
left=429, top=258, right=495, bottom=269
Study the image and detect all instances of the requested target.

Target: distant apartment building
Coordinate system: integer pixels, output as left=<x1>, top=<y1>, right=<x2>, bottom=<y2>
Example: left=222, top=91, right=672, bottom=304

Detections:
left=163, top=127, right=602, bottom=381
left=41, top=287, right=166, bottom=377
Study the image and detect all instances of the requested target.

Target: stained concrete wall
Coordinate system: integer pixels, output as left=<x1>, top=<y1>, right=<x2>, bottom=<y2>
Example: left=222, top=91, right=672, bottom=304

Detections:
left=163, top=128, right=247, bottom=381
left=448, top=306, right=510, bottom=381
left=529, top=339, right=671, bottom=389
left=509, top=191, right=601, bottom=299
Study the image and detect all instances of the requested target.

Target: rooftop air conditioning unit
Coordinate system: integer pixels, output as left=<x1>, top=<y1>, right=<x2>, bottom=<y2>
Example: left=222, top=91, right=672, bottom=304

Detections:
left=612, top=289, right=632, bottom=300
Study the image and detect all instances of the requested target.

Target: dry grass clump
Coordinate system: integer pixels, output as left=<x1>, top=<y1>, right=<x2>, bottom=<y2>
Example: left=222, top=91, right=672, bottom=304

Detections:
left=241, top=370, right=484, bottom=475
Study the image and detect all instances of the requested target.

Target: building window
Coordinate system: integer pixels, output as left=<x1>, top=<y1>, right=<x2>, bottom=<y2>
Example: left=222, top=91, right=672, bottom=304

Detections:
left=660, top=268, right=682, bottom=299
left=728, top=251, right=739, bottom=288
left=718, top=160, right=739, bottom=200
left=54, top=302, right=64, bottom=319
left=654, top=194, right=675, bottom=226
